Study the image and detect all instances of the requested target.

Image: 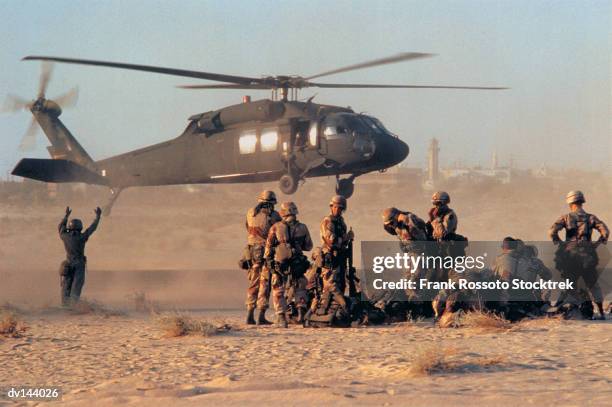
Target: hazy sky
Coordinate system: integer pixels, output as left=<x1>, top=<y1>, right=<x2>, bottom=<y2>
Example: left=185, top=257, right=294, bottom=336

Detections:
left=0, top=0, right=610, bottom=177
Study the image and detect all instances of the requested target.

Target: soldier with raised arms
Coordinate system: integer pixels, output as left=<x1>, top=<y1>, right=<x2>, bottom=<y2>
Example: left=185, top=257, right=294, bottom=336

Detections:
left=58, top=206, right=101, bottom=306
left=244, top=190, right=282, bottom=325
left=549, top=190, right=609, bottom=319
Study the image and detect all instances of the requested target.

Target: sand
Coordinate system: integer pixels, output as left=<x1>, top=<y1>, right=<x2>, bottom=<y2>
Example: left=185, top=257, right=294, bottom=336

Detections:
left=1, top=309, right=611, bottom=406
left=1, top=175, right=611, bottom=405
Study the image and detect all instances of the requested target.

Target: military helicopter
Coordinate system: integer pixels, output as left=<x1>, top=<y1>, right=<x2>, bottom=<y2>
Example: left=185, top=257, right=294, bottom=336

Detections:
left=8, top=53, right=505, bottom=214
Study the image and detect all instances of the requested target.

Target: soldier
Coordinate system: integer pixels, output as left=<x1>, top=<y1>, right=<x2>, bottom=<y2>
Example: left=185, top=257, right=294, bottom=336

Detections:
left=517, top=244, right=552, bottom=305
left=264, top=202, right=313, bottom=327
left=58, top=206, right=101, bottom=306
left=549, top=190, right=609, bottom=320
left=426, top=191, right=458, bottom=242
left=305, top=195, right=354, bottom=321
left=381, top=207, right=430, bottom=315
left=490, top=237, right=522, bottom=319
left=244, top=190, right=281, bottom=325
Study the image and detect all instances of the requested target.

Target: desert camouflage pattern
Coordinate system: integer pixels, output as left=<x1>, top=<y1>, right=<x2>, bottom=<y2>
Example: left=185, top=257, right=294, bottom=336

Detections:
left=428, top=205, right=458, bottom=241
left=548, top=209, right=609, bottom=243
left=312, top=214, right=351, bottom=311
left=245, top=206, right=281, bottom=310
left=383, top=210, right=429, bottom=301
left=549, top=208, right=608, bottom=310
left=265, top=217, right=313, bottom=314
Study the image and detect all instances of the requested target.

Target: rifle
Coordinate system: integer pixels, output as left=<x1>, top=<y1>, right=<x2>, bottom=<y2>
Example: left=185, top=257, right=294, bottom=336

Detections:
left=346, top=228, right=360, bottom=298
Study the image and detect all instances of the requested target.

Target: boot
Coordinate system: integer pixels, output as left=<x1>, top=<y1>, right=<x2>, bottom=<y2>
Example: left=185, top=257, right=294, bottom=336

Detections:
left=277, top=313, right=288, bottom=328
left=302, top=309, right=313, bottom=327
left=595, top=302, right=606, bottom=320
left=297, top=307, right=306, bottom=323
left=246, top=307, right=256, bottom=325
left=256, top=309, right=272, bottom=325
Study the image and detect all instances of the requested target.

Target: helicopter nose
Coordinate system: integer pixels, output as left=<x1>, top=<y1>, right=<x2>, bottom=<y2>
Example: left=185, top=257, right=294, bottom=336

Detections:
left=392, top=137, right=409, bottom=165
left=374, top=135, right=408, bottom=167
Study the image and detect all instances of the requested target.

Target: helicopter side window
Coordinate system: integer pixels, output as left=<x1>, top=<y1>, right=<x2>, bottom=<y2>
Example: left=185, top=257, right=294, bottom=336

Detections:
left=323, top=126, right=337, bottom=137
left=239, top=131, right=257, bottom=154
left=308, top=123, right=318, bottom=147
left=260, top=128, right=278, bottom=152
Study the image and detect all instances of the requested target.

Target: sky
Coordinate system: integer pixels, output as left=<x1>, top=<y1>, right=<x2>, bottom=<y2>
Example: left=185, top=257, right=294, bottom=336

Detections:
left=0, top=0, right=610, bottom=178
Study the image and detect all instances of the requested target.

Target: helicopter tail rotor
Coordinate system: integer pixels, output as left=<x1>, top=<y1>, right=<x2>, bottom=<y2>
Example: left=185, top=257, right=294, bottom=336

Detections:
left=2, top=62, right=79, bottom=151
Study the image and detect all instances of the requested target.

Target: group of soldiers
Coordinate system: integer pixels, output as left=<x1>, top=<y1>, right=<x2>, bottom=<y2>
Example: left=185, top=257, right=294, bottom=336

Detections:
left=54, top=187, right=608, bottom=324
left=240, top=191, right=356, bottom=327
left=239, top=189, right=609, bottom=327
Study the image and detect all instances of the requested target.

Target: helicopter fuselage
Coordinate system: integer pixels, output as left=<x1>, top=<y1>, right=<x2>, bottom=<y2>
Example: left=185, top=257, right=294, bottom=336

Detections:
left=93, top=99, right=409, bottom=189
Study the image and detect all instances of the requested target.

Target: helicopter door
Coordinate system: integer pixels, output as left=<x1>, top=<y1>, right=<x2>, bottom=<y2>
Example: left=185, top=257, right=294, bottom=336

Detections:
left=289, top=119, right=315, bottom=172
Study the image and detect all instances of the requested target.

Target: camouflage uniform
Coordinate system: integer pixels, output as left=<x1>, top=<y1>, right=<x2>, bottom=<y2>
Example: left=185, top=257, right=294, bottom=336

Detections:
left=549, top=191, right=609, bottom=319
left=58, top=207, right=101, bottom=306
left=310, top=196, right=353, bottom=314
left=264, top=202, right=313, bottom=326
left=428, top=207, right=458, bottom=241
left=245, top=191, right=281, bottom=324
left=382, top=207, right=429, bottom=305
left=517, top=244, right=552, bottom=303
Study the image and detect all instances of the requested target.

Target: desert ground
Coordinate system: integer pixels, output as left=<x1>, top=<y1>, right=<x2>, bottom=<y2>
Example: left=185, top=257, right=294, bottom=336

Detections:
left=1, top=173, right=611, bottom=405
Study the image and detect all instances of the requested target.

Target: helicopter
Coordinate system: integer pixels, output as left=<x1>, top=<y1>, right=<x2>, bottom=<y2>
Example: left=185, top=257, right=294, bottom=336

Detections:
left=7, top=53, right=505, bottom=214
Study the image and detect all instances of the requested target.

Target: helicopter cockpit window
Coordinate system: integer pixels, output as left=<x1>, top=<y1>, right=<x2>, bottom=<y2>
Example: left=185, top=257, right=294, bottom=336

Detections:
left=308, top=123, right=318, bottom=147
left=323, top=125, right=349, bottom=139
left=239, top=132, right=257, bottom=154
left=260, top=128, right=278, bottom=152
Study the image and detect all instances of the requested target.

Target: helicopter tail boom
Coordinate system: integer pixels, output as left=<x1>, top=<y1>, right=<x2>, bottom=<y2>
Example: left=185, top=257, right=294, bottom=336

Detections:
left=12, top=158, right=108, bottom=185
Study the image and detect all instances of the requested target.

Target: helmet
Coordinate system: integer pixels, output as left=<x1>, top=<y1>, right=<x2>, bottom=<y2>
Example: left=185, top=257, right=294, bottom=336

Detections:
left=68, top=219, right=83, bottom=231
left=329, top=195, right=347, bottom=210
left=432, top=191, right=450, bottom=205
left=279, top=201, right=298, bottom=217
left=257, top=190, right=277, bottom=204
left=565, top=190, right=585, bottom=205
left=501, top=236, right=516, bottom=250
left=381, top=207, right=399, bottom=224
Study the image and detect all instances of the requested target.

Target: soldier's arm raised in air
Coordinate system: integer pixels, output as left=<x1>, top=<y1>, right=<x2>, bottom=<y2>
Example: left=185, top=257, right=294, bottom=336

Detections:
left=59, top=206, right=71, bottom=234
left=592, top=215, right=609, bottom=243
left=548, top=216, right=567, bottom=243
left=83, top=207, right=102, bottom=240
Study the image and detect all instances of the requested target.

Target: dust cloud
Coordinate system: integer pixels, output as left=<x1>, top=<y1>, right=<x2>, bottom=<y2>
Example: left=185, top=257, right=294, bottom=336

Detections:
left=1, top=170, right=610, bottom=309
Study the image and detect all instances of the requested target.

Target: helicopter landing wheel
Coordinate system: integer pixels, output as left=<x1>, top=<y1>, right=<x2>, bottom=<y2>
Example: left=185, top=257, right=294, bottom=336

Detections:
left=335, top=178, right=355, bottom=199
left=279, top=173, right=299, bottom=195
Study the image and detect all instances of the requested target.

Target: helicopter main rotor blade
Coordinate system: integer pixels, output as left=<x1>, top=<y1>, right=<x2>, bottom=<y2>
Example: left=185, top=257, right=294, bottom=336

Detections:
left=177, top=83, right=271, bottom=90
left=54, top=87, right=79, bottom=108
left=19, top=118, right=39, bottom=151
left=23, top=56, right=264, bottom=86
left=308, top=82, right=508, bottom=90
left=2, top=94, right=31, bottom=113
left=38, top=61, right=53, bottom=98
left=305, top=52, right=434, bottom=81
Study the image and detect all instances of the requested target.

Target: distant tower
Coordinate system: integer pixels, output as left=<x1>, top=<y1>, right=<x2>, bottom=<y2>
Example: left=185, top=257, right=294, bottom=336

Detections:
left=428, top=138, right=440, bottom=183
left=492, top=151, right=498, bottom=169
